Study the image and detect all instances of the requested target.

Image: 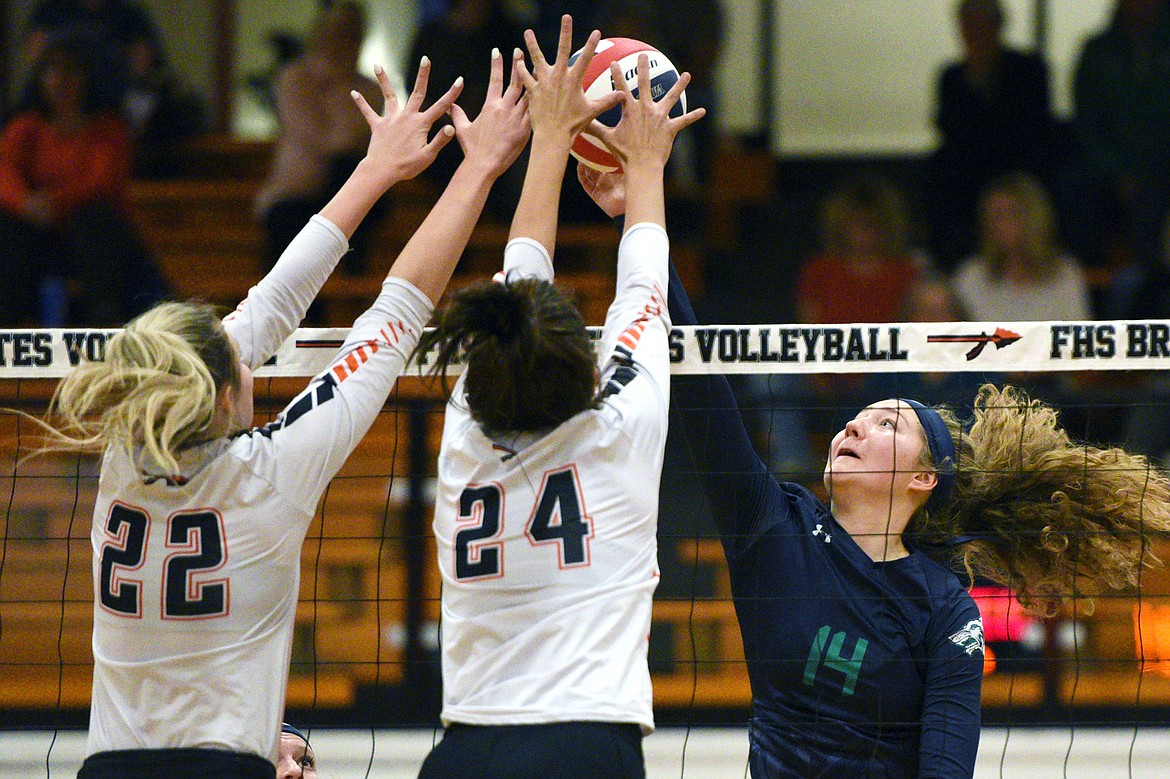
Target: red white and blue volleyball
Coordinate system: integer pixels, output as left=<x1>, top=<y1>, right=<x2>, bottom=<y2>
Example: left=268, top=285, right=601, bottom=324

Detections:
left=569, top=37, right=686, bottom=173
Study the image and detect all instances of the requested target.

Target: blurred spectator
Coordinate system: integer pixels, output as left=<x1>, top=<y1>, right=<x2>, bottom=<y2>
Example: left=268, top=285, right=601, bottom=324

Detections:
left=952, top=171, right=1092, bottom=321
left=1104, top=207, right=1170, bottom=466
left=797, top=174, right=926, bottom=325
left=245, top=30, right=306, bottom=118
left=122, top=35, right=206, bottom=178
left=18, top=0, right=162, bottom=114
left=743, top=175, right=927, bottom=479
left=255, top=1, right=383, bottom=276
left=0, top=39, right=164, bottom=327
left=1065, top=0, right=1170, bottom=269
left=925, top=0, right=1059, bottom=272
left=407, top=0, right=526, bottom=218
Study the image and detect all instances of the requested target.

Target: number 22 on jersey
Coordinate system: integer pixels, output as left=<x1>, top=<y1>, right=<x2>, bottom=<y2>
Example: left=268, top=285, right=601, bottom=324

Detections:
left=99, top=502, right=229, bottom=619
left=455, top=465, right=594, bottom=581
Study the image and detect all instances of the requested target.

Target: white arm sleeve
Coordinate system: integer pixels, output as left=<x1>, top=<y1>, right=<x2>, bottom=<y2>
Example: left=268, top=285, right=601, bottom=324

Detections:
left=262, top=276, right=433, bottom=505
left=223, top=215, right=348, bottom=369
left=494, top=237, right=554, bottom=283
left=596, top=222, right=672, bottom=430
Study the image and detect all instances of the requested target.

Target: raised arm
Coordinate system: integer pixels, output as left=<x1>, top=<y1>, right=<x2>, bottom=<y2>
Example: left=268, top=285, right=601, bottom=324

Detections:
left=508, top=16, right=622, bottom=261
left=578, top=162, right=776, bottom=545
left=226, top=60, right=462, bottom=368
left=264, top=51, right=531, bottom=504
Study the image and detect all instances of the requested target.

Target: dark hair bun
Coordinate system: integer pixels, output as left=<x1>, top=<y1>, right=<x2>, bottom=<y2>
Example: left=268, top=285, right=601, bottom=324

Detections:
left=468, top=283, right=529, bottom=343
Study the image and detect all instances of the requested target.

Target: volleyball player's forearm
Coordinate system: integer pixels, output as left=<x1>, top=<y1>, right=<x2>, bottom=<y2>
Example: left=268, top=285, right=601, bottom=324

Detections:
left=666, top=260, right=771, bottom=536
left=319, top=155, right=401, bottom=239
left=508, top=131, right=570, bottom=258
left=388, top=161, right=496, bottom=304
left=622, top=162, right=666, bottom=230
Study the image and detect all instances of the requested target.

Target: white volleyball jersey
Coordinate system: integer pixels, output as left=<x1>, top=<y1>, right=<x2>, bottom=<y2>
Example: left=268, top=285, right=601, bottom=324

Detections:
left=434, top=224, right=671, bottom=733
left=86, top=216, right=434, bottom=765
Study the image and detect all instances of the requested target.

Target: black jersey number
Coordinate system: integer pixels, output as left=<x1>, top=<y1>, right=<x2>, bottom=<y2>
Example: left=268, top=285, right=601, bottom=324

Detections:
left=454, top=467, right=593, bottom=581
left=163, top=512, right=228, bottom=619
left=98, top=505, right=228, bottom=619
left=99, top=503, right=149, bottom=616
left=455, top=485, right=504, bottom=580
left=525, top=467, right=592, bottom=568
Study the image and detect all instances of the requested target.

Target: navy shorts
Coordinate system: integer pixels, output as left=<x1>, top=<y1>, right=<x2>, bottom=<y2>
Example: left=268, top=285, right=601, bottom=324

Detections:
left=418, top=721, right=646, bottom=779
left=78, top=747, right=274, bottom=778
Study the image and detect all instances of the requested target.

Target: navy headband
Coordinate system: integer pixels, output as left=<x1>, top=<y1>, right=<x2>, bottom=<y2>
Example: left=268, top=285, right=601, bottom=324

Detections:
left=902, top=398, right=956, bottom=509
left=282, top=723, right=310, bottom=745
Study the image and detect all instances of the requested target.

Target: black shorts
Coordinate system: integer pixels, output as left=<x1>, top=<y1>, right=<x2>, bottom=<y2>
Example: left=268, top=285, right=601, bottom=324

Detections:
left=77, top=747, right=274, bottom=779
left=418, top=721, right=646, bottom=779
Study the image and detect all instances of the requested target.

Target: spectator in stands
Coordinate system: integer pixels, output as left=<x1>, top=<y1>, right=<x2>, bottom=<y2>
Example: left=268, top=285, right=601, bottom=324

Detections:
left=255, top=1, right=384, bottom=275
left=18, top=0, right=161, bottom=114
left=1067, top=0, right=1170, bottom=269
left=795, top=173, right=926, bottom=426
left=122, top=32, right=206, bottom=178
left=407, top=0, right=526, bottom=218
left=0, top=38, right=163, bottom=326
left=1105, top=206, right=1170, bottom=466
left=798, top=174, right=927, bottom=325
left=952, top=171, right=1092, bottom=322
left=277, top=724, right=317, bottom=779
left=925, top=0, right=1059, bottom=272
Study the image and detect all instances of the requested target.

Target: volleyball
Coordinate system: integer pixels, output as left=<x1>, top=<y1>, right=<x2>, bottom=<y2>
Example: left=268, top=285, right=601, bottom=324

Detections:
left=569, top=37, right=687, bottom=173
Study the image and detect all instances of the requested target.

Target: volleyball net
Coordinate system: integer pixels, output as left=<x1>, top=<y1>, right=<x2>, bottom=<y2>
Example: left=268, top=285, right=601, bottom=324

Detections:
left=4, top=320, right=1170, bottom=770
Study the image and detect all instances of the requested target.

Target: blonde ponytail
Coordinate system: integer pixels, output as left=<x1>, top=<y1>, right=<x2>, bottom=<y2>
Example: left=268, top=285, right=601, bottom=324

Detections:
left=43, top=302, right=239, bottom=473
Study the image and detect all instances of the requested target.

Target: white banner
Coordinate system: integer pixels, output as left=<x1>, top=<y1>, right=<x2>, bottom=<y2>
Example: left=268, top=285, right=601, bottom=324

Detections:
left=2, top=321, right=1169, bottom=379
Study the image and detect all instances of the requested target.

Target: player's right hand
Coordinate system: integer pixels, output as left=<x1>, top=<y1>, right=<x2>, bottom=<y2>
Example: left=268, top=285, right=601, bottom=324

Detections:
left=351, top=58, right=463, bottom=187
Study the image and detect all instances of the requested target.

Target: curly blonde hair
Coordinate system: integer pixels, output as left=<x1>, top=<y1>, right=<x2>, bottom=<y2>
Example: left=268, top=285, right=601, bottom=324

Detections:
left=39, top=302, right=239, bottom=474
left=908, top=384, right=1170, bottom=616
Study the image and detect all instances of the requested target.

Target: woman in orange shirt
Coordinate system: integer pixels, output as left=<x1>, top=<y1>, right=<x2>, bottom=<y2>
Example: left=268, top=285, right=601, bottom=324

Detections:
left=0, top=37, right=163, bottom=326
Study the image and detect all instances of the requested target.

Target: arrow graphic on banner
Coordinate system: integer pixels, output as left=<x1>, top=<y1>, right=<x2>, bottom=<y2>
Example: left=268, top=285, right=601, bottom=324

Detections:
left=926, top=327, right=1022, bottom=361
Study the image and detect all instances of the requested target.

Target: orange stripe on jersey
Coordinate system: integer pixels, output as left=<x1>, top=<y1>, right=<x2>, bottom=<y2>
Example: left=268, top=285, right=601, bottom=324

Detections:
left=330, top=337, right=394, bottom=384
left=614, top=286, right=666, bottom=353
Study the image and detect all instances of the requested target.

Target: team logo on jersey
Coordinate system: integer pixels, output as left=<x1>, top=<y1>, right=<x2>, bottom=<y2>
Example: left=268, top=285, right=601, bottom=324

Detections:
left=948, top=618, right=985, bottom=656
left=811, top=523, right=832, bottom=544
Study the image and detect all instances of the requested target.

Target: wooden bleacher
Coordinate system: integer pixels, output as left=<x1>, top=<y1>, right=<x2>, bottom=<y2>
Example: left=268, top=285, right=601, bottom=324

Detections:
left=126, top=138, right=624, bottom=327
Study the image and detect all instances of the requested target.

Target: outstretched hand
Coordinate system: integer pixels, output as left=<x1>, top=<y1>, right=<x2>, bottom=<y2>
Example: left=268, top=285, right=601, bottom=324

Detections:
left=513, top=15, right=623, bottom=144
left=449, top=48, right=532, bottom=179
left=350, top=58, right=463, bottom=187
left=587, top=55, right=705, bottom=173
left=577, top=163, right=626, bottom=219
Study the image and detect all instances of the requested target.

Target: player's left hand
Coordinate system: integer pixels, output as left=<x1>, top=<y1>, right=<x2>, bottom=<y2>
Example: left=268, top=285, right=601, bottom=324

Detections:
left=449, top=48, right=531, bottom=179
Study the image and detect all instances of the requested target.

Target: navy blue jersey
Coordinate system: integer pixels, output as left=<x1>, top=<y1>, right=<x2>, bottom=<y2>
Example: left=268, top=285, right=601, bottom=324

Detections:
left=666, top=263, right=984, bottom=778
